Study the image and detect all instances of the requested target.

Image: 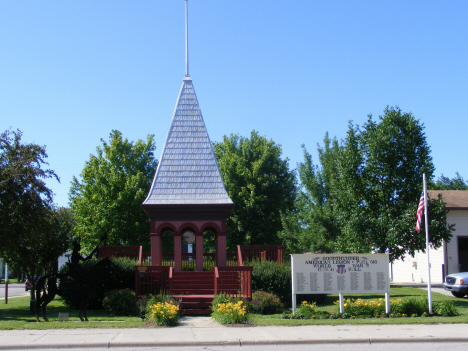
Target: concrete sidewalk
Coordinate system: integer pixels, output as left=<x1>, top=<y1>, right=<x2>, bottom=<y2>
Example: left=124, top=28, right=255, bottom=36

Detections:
left=0, top=285, right=462, bottom=349
left=0, top=318, right=467, bottom=349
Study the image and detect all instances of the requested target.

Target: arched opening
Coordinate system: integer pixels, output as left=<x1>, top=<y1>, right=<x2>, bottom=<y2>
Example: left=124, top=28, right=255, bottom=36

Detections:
left=203, top=230, right=216, bottom=254
left=162, top=230, right=174, bottom=254
left=202, top=229, right=216, bottom=271
left=182, top=229, right=195, bottom=254
left=160, top=228, right=174, bottom=266
left=182, top=229, right=196, bottom=271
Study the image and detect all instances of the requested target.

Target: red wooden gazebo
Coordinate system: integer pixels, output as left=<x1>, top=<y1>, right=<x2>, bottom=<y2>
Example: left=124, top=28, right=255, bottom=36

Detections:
left=136, top=1, right=255, bottom=314
left=141, top=76, right=234, bottom=272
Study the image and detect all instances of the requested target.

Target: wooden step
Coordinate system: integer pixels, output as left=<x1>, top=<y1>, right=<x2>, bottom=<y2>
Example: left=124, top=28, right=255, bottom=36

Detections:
left=172, top=272, right=214, bottom=277
left=181, top=301, right=211, bottom=308
left=171, top=272, right=215, bottom=295
left=174, top=294, right=214, bottom=316
left=182, top=309, right=212, bottom=315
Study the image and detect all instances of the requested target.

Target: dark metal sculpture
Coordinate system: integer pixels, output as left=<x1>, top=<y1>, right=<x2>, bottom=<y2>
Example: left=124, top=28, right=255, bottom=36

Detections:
left=65, top=235, right=111, bottom=321
left=34, top=273, right=62, bottom=322
left=34, top=234, right=110, bottom=322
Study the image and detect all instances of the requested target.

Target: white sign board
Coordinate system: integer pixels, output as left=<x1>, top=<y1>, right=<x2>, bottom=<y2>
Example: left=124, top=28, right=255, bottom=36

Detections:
left=291, top=254, right=390, bottom=295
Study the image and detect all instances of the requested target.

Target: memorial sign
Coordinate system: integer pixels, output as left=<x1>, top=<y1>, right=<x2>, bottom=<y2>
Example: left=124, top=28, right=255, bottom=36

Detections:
left=291, top=253, right=390, bottom=313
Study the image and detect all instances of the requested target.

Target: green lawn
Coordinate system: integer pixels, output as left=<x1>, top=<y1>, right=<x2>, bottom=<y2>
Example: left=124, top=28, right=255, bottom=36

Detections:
left=1, top=286, right=466, bottom=329
left=0, top=296, right=145, bottom=330
left=251, top=286, right=468, bottom=325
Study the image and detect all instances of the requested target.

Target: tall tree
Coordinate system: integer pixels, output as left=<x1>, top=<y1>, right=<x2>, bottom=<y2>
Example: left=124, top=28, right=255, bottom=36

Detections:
left=69, top=130, right=157, bottom=253
left=0, top=129, right=70, bottom=302
left=280, top=107, right=454, bottom=261
left=280, top=135, right=341, bottom=255
left=213, top=130, right=296, bottom=251
left=431, top=172, right=468, bottom=190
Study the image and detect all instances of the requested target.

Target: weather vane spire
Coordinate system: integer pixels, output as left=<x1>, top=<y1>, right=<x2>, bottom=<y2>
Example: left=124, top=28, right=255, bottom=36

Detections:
left=185, top=0, right=189, bottom=77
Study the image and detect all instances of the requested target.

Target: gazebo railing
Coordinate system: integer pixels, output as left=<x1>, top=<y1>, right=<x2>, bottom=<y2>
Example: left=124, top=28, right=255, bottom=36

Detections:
left=237, top=245, right=284, bottom=266
left=135, top=265, right=172, bottom=297
left=214, top=266, right=253, bottom=299
left=139, top=253, right=238, bottom=270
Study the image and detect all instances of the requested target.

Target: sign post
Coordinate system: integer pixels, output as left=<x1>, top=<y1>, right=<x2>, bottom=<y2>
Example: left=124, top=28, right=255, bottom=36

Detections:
left=291, top=254, right=390, bottom=314
left=4, top=263, right=8, bottom=304
left=339, top=293, right=344, bottom=314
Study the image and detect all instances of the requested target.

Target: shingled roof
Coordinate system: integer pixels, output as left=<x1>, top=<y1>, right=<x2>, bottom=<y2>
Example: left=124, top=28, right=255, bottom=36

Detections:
left=427, top=190, right=468, bottom=210
left=143, top=76, right=233, bottom=206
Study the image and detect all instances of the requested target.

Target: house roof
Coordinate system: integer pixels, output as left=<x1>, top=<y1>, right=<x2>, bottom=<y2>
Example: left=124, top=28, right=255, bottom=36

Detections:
left=142, top=76, right=233, bottom=206
left=427, top=190, right=468, bottom=210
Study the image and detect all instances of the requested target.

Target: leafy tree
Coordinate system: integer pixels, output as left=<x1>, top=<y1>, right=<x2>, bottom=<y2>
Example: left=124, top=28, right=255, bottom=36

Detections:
left=0, top=129, right=70, bottom=301
left=280, top=135, right=341, bottom=255
left=431, top=172, right=468, bottom=190
left=280, top=107, right=454, bottom=261
left=69, top=130, right=157, bottom=253
left=213, top=130, right=296, bottom=251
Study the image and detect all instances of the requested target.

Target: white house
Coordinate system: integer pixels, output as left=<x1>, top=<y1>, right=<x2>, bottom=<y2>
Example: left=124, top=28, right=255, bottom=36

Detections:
left=391, top=190, right=468, bottom=284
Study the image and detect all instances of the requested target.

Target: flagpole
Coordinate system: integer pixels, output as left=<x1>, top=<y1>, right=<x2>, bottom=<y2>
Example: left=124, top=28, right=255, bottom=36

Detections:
left=185, top=0, right=189, bottom=77
left=423, top=173, right=433, bottom=314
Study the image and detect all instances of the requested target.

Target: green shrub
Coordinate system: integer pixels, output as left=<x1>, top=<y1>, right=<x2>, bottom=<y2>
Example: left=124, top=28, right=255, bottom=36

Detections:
left=58, top=257, right=137, bottom=309
left=294, top=300, right=331, bottom=319
left=336, top=297, right=456, bottom=318
left=249, top=291, right=284, bottom=314
left=249, top=260, right=292, bottom=306
left=391, top=297, right=458, bottom=317
left=103, top=289, right=139, bottom=316
left=433, top=301, right=459, bottom=316
left=392, top=297, right=427, bottom=316
left=211, top=293, right=248, bottom=324
left=296, top=300, right=318, bottom=318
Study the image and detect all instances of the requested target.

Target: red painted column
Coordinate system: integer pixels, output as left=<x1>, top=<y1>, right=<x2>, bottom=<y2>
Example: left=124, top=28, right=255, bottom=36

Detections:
left=150, top=234, right=163, bottom=266
left=174, top=233, right=182, bottom=272
left=195, top=233, right=204, bottom=272
left=150, top=221, right=163, bottom=266
left=216, top=234, right=227, bottom=266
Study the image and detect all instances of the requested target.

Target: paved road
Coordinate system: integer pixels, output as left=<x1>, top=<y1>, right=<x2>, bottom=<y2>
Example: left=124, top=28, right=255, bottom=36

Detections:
left=1, top=322, right=468, bottom=350
left=0, top=283, right=29, bottom=299
left=26, top=344, right=468, bottom=351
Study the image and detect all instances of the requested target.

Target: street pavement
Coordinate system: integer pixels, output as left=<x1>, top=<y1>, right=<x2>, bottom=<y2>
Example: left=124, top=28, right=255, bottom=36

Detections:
left=0, top=318, right=467, bottom=350
left=0, top=284, right=465, bottom=349
left=0, top=283, right=29, bottom=299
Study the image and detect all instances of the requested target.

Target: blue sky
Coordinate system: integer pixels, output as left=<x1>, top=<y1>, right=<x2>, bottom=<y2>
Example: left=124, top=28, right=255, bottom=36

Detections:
left=2, top=1, right=467, bottom=207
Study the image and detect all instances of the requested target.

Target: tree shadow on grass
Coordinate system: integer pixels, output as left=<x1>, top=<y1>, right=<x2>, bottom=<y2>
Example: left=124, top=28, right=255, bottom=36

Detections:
left=0, top=298, right=109, bottom=323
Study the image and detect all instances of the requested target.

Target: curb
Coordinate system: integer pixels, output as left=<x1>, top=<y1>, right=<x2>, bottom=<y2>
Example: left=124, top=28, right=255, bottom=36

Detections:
left=2, top=337, right=468, bottom=350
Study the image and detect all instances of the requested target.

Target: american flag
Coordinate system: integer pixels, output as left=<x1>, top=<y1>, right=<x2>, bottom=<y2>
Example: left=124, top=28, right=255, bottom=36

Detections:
left=415, top=190, right=425, bottom=233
